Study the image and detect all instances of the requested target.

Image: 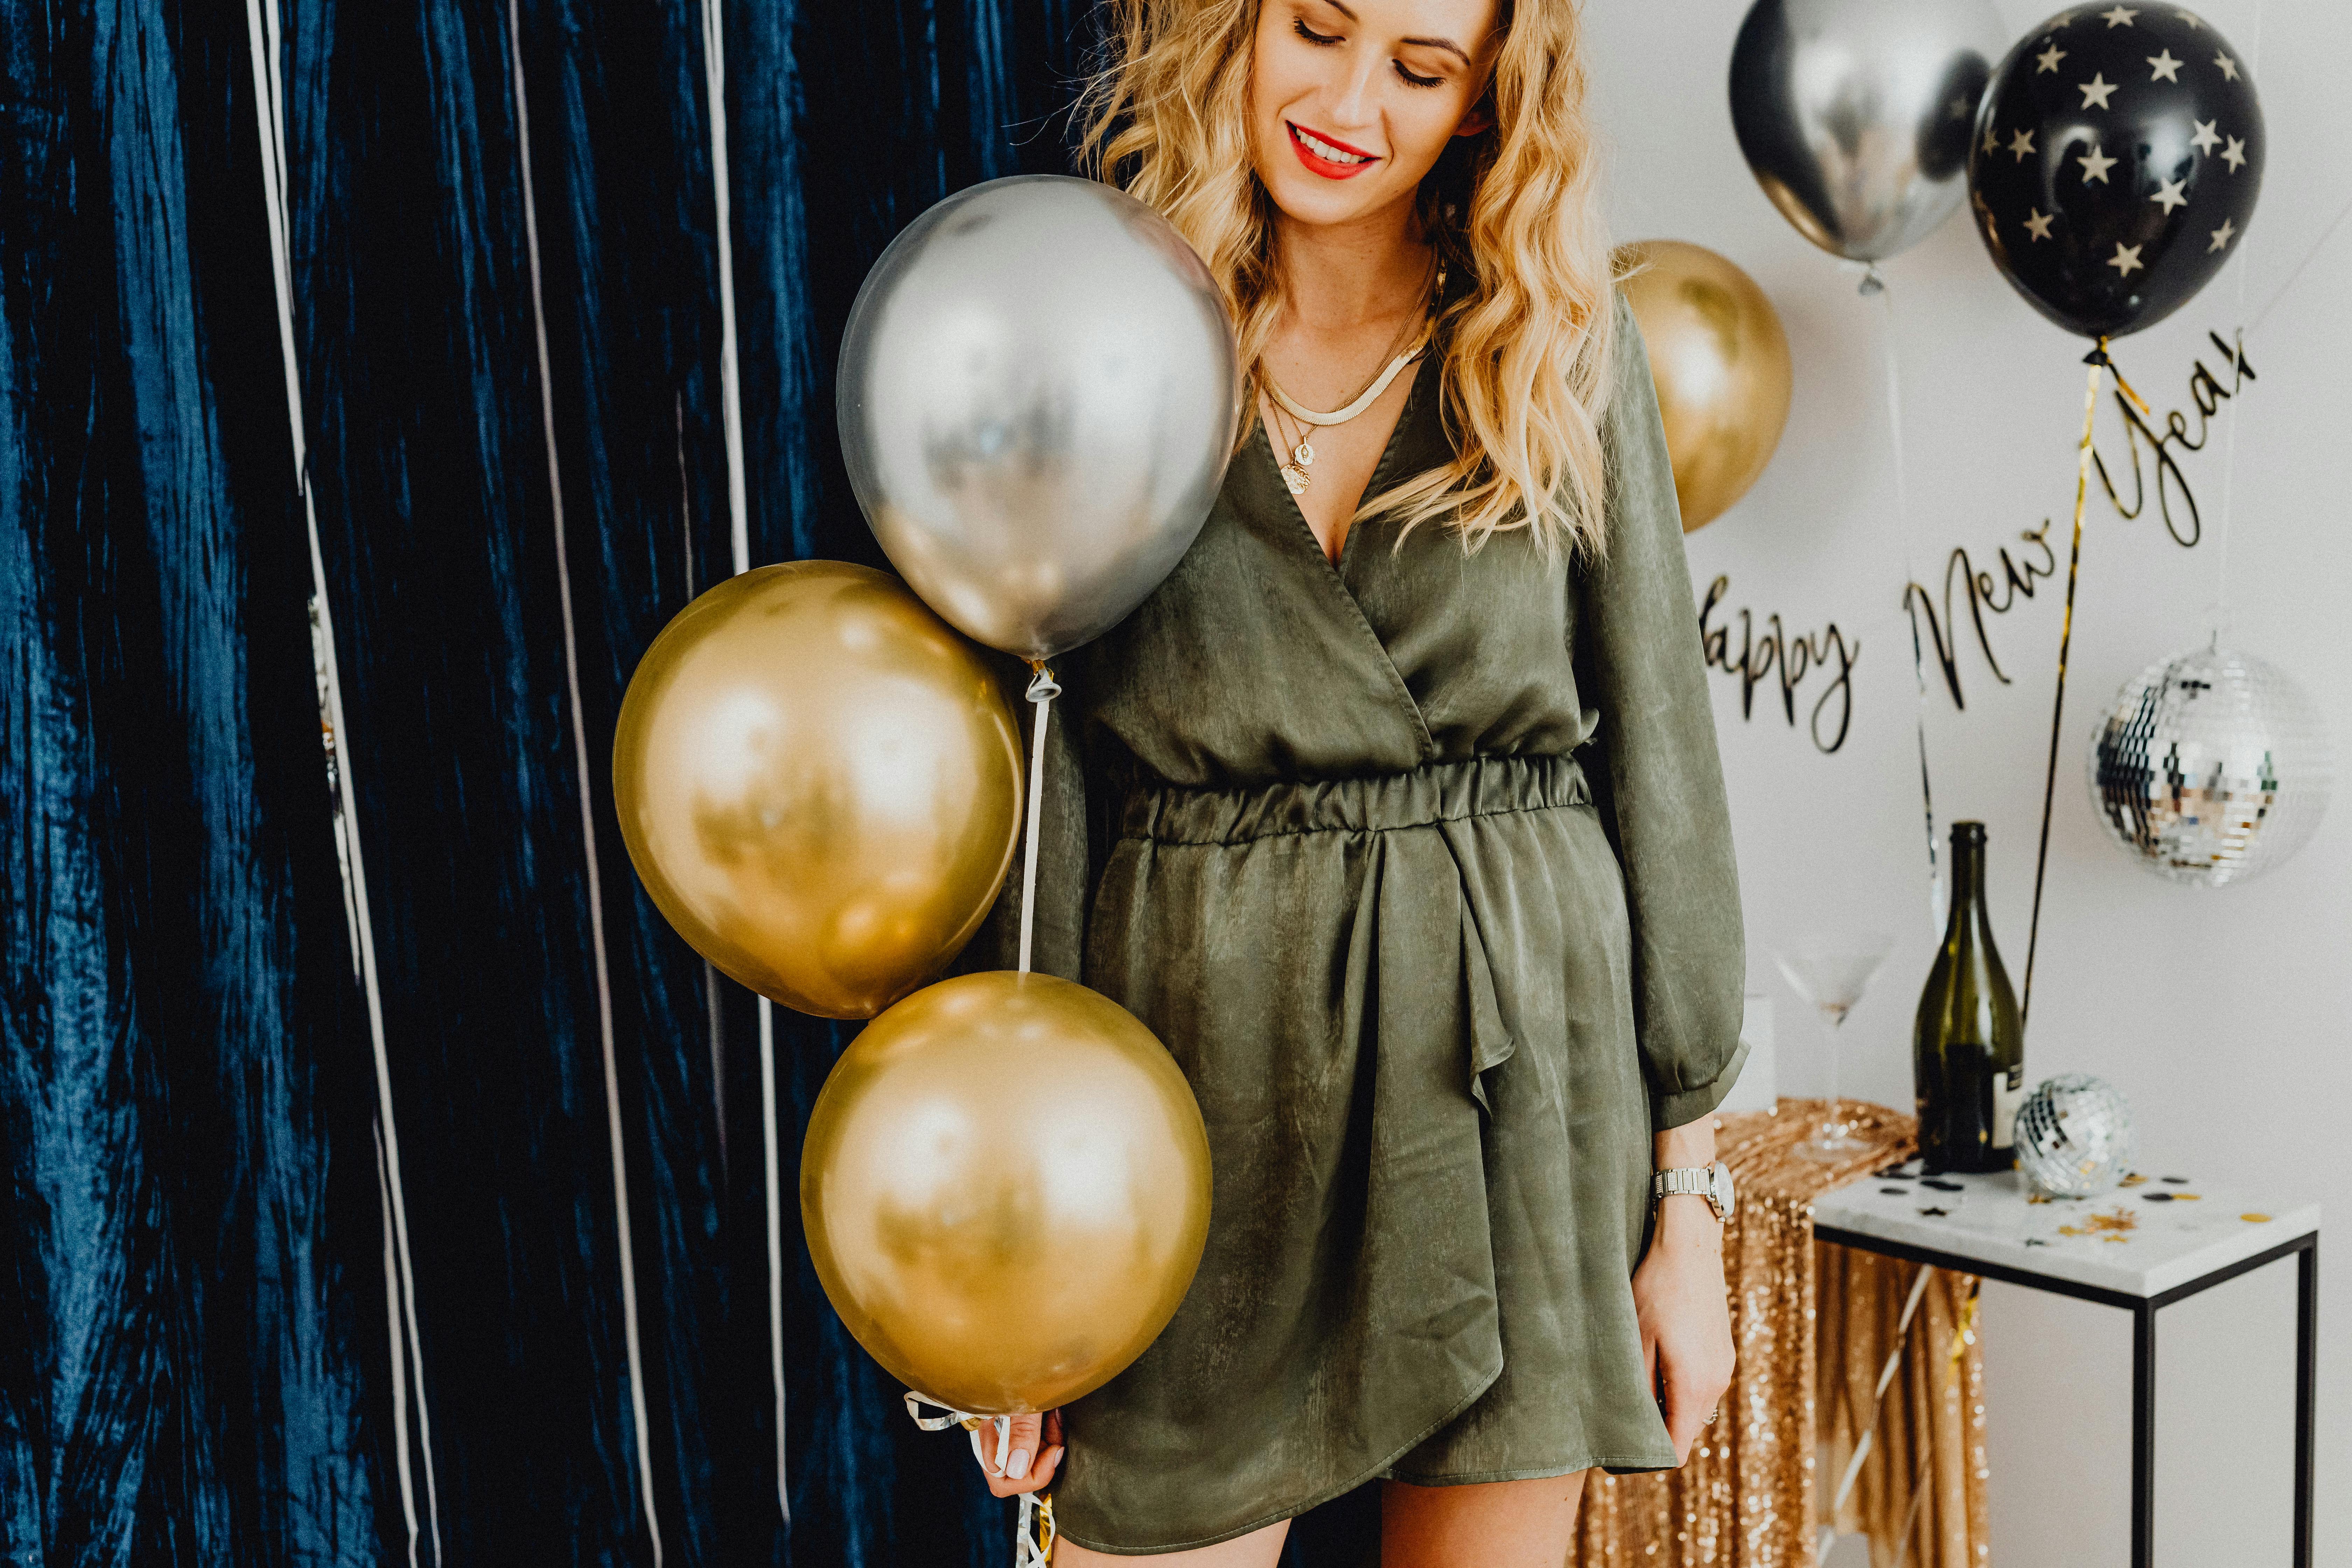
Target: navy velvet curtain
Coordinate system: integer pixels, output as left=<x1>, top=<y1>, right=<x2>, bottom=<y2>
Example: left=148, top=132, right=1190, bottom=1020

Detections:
left=1, top=3, right=1383, bottom=1564
left=7, top=0, right=1039, bottom=1562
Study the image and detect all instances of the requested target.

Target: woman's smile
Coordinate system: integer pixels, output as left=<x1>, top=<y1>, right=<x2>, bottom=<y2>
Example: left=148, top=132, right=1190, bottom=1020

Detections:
left=1286, top=120, right=1380, bottom=178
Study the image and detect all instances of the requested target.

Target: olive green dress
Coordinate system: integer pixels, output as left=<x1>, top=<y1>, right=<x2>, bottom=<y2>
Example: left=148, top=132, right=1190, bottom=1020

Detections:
left=977, top=297, right=1746, bottom=1555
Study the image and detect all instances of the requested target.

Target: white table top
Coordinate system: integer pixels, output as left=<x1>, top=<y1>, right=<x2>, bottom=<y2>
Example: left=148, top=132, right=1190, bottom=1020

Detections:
left=1814, top=1159, right=2319, bottom=1300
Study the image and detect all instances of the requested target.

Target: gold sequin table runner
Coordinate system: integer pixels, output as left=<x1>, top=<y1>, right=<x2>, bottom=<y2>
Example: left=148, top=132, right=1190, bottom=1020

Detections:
left=1572, top=1100, right=1988, bottom=1568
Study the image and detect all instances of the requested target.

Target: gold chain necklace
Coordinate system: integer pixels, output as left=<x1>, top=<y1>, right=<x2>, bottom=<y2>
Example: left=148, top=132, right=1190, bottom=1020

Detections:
left=1264, top=263, right=1445, bottom=498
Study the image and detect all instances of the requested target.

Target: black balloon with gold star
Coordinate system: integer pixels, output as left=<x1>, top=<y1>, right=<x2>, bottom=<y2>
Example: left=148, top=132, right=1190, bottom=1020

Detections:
left=1968, top=5, right=2263, bottom=338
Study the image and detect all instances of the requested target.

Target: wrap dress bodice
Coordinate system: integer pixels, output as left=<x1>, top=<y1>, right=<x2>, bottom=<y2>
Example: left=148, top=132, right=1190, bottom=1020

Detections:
left=969, top=296, right=1747, bottom=1554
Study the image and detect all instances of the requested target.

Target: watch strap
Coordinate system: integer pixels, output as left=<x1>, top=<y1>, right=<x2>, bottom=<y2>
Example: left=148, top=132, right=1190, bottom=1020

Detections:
left=1653, top=1162, right=1733, bottom=1221
left=1653, top=1167, right=1713, bottom=1200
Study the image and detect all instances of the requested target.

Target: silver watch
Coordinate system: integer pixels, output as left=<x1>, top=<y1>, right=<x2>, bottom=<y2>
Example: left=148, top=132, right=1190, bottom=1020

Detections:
left=1653, top=1161, right=1735, bottom=1222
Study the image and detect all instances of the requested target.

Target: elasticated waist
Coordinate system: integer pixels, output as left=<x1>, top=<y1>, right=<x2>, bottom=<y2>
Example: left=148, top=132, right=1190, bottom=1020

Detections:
left=1119, top=752, right=1591, bottom=846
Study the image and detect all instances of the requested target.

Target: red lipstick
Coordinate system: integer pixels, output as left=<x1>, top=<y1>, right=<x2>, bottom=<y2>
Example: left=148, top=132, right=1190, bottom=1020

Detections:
left=1286, top=121, right=1379, bottom=180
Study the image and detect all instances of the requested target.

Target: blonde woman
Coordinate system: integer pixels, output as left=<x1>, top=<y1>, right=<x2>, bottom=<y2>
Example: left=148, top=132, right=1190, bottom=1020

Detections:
left=971, top=1, right=1744, bottom=1560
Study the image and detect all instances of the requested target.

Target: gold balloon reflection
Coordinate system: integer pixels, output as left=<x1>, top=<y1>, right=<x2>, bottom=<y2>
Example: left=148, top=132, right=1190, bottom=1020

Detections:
left=802, top=972, right=1213, bottom=1415
left=612, top=561, right=1022, bottom=1018
left=1619, top=240, right=1794, bottom=532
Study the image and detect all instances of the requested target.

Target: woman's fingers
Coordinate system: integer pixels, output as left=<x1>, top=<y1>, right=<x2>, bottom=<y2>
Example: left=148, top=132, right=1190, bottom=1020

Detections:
left=1658, top=1340, right=1736, bottom=1463
left=973, top=1411, right=1060, bottom=1497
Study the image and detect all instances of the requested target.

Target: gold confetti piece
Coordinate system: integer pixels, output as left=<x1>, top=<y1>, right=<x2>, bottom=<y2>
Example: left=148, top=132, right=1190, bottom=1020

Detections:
left=2058, top=1207, right=2140, bottom=1239
left=2242, top=1212, right=2272, bottom=1223
left=2119, top=1172, right=2149, bottom=1188
left=2173, top=1193, right=2200, bottom=1200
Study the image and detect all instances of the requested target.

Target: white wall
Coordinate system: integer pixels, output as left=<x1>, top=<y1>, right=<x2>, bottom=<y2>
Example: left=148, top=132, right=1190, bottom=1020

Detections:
left=1579, top=3, right=2350, bottom=1563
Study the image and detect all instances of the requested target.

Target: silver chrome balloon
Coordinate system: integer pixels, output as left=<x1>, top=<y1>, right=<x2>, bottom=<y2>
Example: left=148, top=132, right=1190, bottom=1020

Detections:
left=2089, top=643, right=2334, bottom=888
left=1729, top=0, right=2008, bottom=264
left=2014, top=1074, right=2134, bottom=1200
left=839, top=175, right=1240, bottom=661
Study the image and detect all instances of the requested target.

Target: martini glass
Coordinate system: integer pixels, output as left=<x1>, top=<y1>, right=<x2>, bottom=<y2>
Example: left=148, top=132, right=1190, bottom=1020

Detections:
left=1773, top=935, right=1891, bottom=1162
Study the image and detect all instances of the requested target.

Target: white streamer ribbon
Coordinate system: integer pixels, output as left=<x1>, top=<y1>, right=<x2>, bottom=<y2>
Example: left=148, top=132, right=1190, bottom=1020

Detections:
left=904, top=1393, right=1057, bottom=1565
left=1831, top=1261, right=1937, bottom=1516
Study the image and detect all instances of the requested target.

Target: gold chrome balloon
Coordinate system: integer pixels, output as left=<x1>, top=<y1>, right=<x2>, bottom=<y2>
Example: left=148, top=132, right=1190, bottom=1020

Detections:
left=802, top=972, right=1213, bottom=1415
left=612, top=562, right=1022, bottom=1019
left=1619, top=240, right=1794, bottom=532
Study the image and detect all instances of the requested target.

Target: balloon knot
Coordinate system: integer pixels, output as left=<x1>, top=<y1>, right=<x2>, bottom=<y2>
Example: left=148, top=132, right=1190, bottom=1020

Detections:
left=1857, top=265, right=1886, bottom=298
left=1025, top=666, right=1061, bottom=704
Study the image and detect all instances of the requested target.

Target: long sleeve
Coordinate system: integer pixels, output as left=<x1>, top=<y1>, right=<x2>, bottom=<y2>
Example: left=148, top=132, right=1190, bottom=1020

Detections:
left=1579, top=293, right=1749, bottom=1130
left=955, top=651, right=1093, bottom=984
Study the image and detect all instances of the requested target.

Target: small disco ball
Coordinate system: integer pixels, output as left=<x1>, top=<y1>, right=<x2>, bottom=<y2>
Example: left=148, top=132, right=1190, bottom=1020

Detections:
left=2088, top=643, right=2333, bottom=887
left=2014, top=1074, right=2135, bottom=1199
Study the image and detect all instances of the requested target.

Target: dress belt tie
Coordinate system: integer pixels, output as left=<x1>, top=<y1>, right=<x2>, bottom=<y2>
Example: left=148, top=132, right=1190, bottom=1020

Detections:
left=1121, top=752, right=1594, bottom=1113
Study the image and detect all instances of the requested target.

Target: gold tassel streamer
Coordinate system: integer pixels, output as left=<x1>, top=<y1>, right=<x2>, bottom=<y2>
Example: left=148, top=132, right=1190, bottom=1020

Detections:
left=2023, top=345, right=2115, bottom=1026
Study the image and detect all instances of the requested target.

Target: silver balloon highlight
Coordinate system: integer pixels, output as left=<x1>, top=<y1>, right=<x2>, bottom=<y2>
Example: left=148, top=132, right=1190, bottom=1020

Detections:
left=2089, top=644, right=2335, bottom=887
left=839, top=175, right=1240, bottom=660
left=1729, top=0, right=2008, bottom=264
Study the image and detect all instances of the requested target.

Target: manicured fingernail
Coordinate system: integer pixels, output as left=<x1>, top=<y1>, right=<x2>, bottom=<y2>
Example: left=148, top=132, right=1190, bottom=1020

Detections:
left=1008, top=1448, right=1032, bottom=1480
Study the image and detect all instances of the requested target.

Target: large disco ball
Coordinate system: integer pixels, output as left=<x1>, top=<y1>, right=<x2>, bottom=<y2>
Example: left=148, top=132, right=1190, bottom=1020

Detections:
left=2015, top=1074, right=2135, bottom=1199
left=2088, top=643, right=2333, bottom=887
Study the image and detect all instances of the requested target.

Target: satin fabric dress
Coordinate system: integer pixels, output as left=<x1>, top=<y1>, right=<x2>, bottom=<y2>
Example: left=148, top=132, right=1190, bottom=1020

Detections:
left=969, top=296, right=1747, bottom=1555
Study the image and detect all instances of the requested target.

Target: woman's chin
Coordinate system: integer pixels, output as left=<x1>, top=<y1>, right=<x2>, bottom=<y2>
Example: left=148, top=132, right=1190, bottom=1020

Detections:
left=1259, top=166, right=1402, bottom=230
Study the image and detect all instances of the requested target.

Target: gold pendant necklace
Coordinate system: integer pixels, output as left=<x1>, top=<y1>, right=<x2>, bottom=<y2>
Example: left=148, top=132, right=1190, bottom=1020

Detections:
left=1277, top=408, right=1315, bottom=496
left=1261, top=263, right=1444, bottom=500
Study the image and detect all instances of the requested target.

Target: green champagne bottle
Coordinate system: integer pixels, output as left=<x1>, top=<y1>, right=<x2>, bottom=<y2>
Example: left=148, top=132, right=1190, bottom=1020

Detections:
left=1913, top=821, right=2025, bottom=1173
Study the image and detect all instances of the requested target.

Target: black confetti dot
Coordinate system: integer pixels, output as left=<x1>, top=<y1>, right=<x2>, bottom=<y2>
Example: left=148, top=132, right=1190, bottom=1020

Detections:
left=1882, top=1187, right=1910, bottom=1196
left=1920, top=1207, right=1951, bottom=1217
left=2143, top=1192, right=2176, bottom=1202
left=1923, top=1179, right=1964, bottom=1192
left=2162, top=1176, right=2191, bottom=1184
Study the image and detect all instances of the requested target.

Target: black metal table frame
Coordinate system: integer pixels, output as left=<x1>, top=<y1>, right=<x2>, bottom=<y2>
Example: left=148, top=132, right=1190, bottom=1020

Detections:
left=1813, top=1224, right=2317, bottom=1568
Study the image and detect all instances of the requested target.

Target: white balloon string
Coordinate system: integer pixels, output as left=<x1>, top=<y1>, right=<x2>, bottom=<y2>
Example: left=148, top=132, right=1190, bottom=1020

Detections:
left=506, top=4, right=665, bottom=1559
left=2211, top=0, right=2266, bottom=645
left=1877, top=275, right=1943, bottom=936
left=690, top=0, right=784, bottom=1520
left=243, top=2, right=440, bottom=1557
left=1017, top=665, right=1060, bottom=976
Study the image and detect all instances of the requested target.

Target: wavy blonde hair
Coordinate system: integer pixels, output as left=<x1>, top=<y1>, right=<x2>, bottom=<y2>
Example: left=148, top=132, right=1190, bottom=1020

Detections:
left=1079, top=0, right=1617, bottom=559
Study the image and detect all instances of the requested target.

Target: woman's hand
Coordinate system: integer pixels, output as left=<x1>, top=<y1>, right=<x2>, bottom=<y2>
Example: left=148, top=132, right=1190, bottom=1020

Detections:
left=968, top=1409, right=1064, bottom=1498
left=1634, top=1119, right=1737, bottom=1463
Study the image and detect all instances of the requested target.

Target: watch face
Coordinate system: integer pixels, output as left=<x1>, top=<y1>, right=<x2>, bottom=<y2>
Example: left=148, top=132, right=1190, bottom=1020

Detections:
left=1709, top=1162, right=1736, bottom=1220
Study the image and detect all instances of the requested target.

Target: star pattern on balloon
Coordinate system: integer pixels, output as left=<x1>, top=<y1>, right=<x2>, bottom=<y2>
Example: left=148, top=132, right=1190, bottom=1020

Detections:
left=1968, top=5, right=2263, bottom=337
